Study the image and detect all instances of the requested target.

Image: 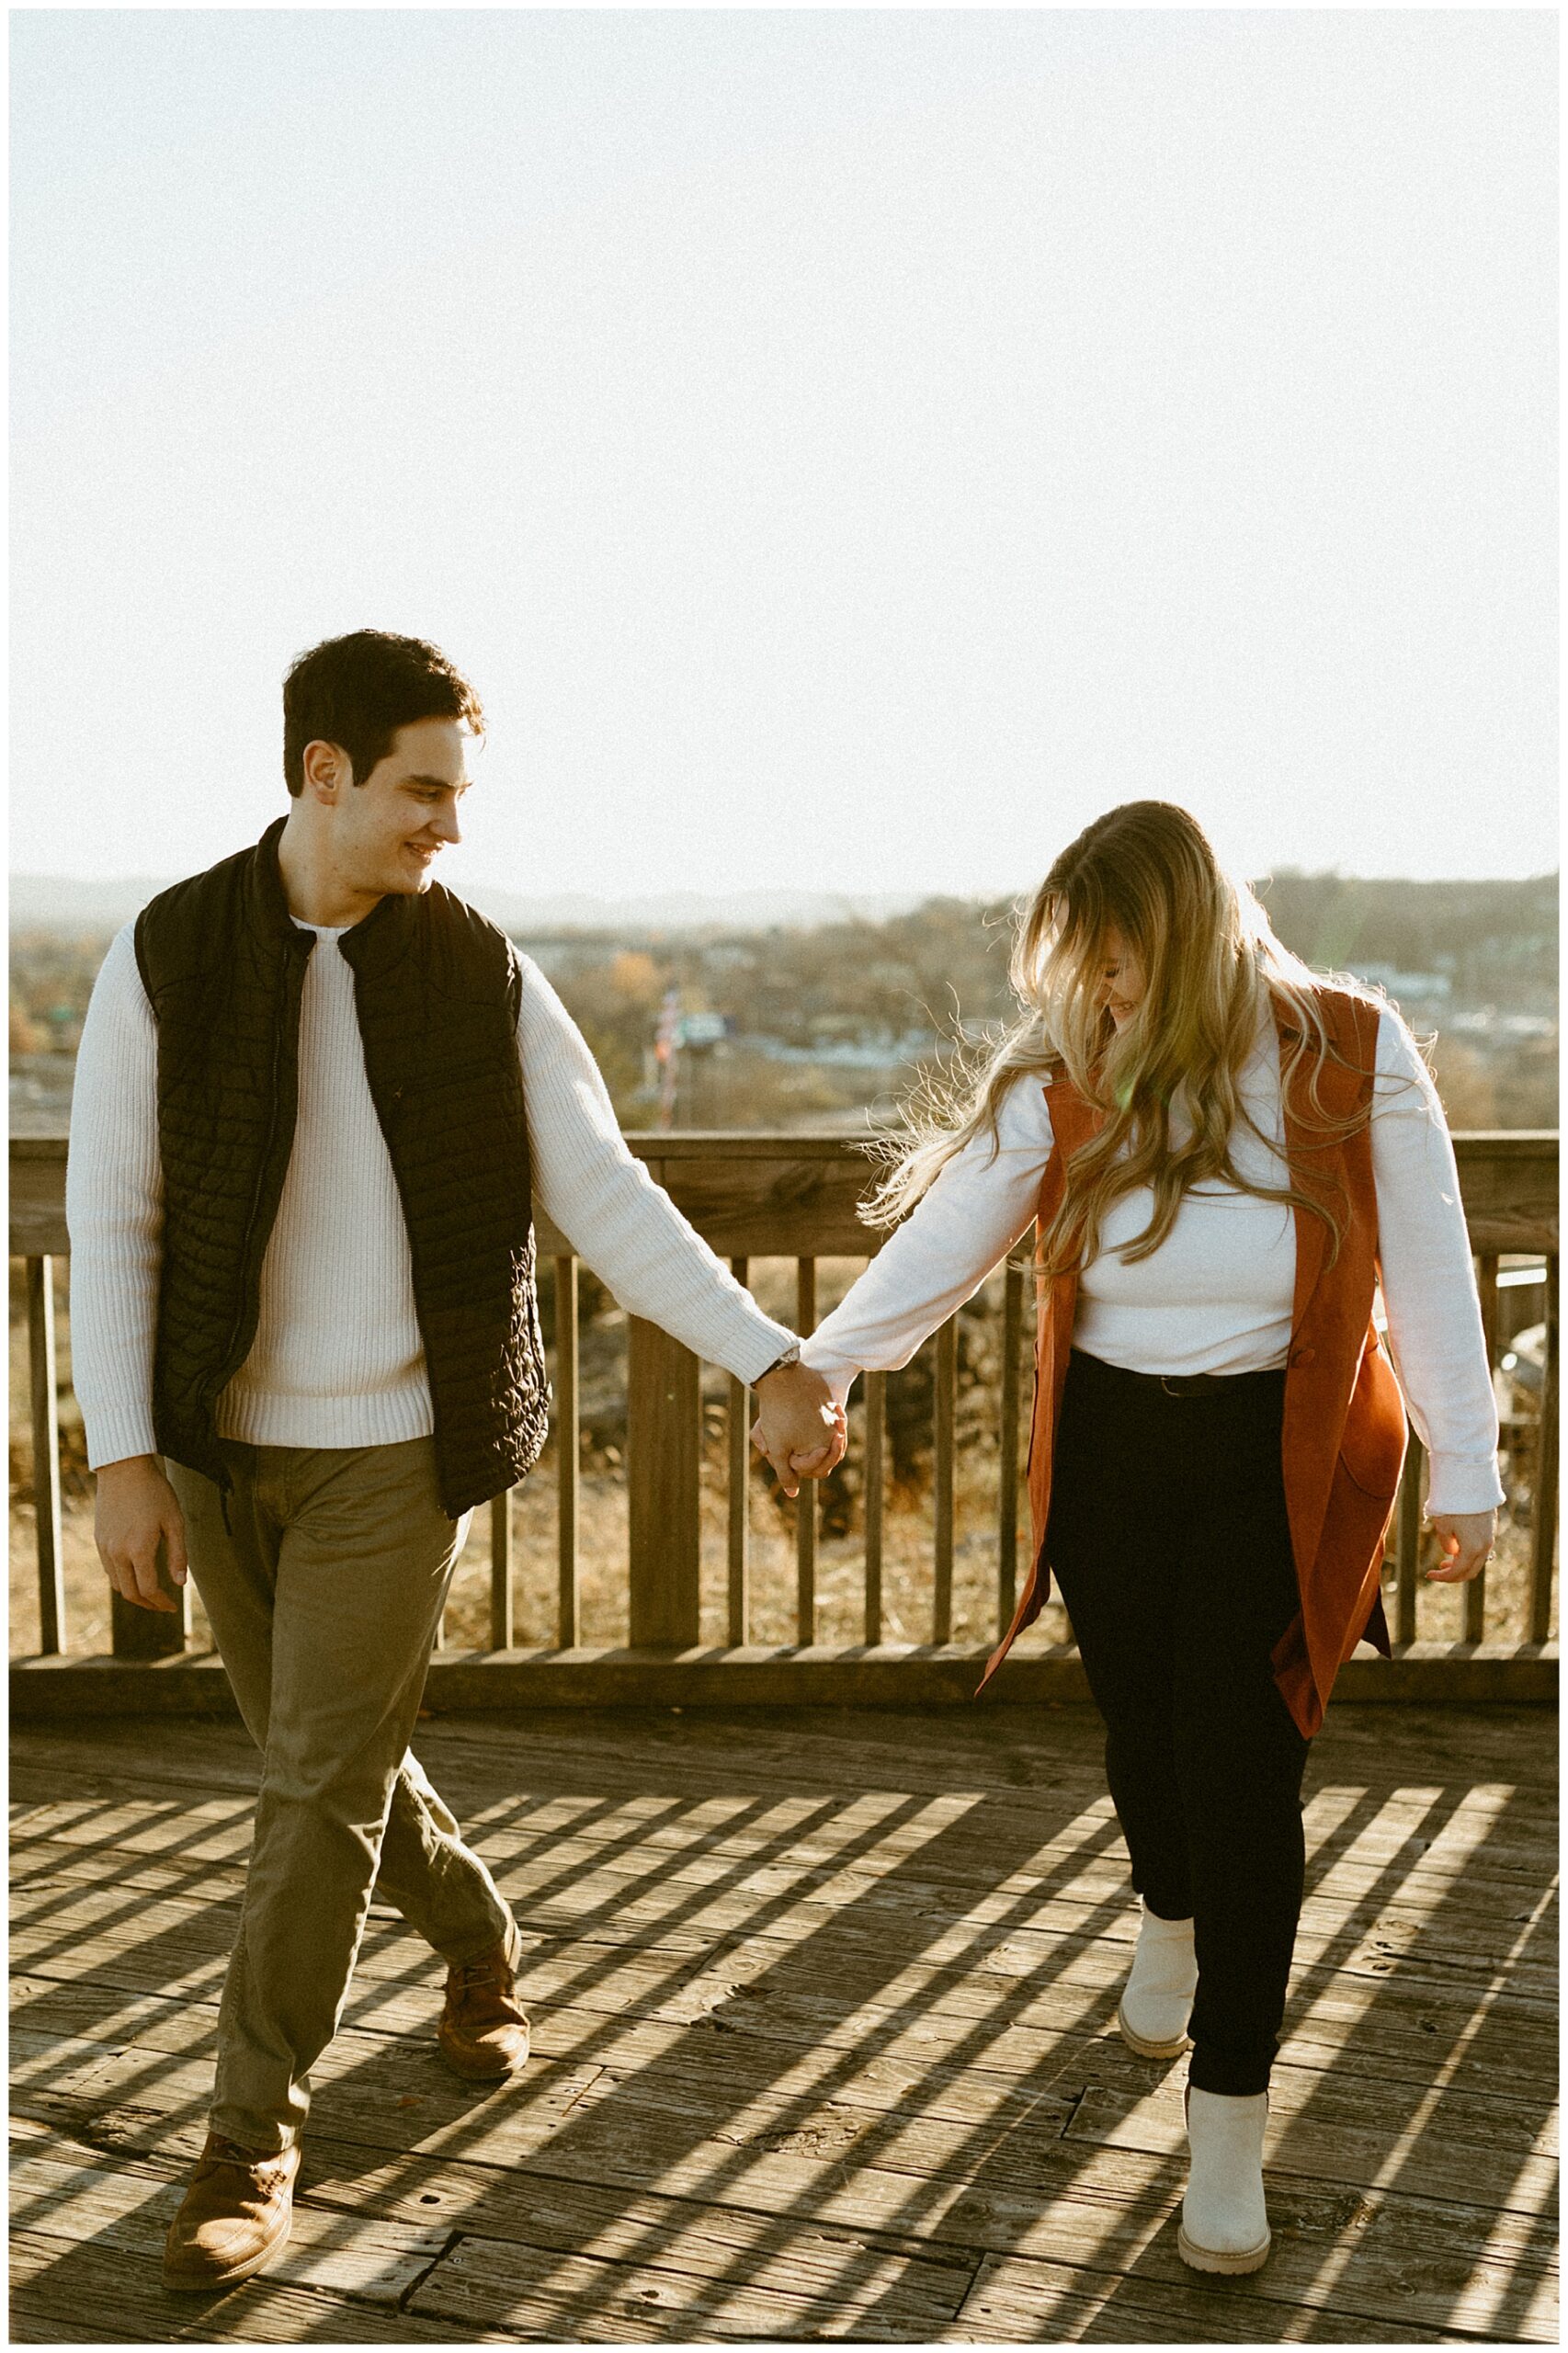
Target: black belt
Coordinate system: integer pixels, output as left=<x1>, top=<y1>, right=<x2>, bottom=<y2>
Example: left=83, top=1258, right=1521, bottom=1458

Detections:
left=1070, top=1349, right=1286, bottom=1399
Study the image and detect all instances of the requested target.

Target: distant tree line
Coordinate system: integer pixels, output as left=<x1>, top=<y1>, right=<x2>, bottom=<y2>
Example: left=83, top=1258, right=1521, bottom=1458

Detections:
left=9, top=871, right=1559, bottom=1131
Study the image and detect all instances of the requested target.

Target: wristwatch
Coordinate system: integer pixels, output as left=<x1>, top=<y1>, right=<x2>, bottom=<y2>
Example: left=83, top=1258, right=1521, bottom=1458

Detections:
left=756, top=1342, right=802, bottom=1380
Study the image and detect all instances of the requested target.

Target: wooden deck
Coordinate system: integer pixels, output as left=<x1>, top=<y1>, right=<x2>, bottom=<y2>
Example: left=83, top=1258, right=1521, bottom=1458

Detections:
left=10, top=1702, right=1558, bottom=2344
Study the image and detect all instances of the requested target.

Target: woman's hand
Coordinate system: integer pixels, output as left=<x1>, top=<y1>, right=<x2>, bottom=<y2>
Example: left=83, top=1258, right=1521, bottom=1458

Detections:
left=751, top=1364, right=847, bottom=1497
left=1423, top=1508, right=1497, bottom=1583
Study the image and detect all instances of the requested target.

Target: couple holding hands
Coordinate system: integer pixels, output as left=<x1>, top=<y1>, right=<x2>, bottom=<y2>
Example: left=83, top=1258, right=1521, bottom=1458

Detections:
left=70, top=629, right=1500, bottom=2289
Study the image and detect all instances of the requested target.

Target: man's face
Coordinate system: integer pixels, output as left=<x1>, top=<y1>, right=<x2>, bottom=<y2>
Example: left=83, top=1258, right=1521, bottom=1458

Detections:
left=324, top=718, right=470, bottom=899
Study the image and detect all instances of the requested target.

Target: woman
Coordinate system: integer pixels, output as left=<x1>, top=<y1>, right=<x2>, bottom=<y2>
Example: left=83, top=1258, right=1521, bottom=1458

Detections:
left=787, top=801, right=1500, bottom=2274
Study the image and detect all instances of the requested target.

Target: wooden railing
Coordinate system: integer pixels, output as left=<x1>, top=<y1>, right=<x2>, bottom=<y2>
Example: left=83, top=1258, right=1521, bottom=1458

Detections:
left=9, top=1130, right=1560, bottom=1712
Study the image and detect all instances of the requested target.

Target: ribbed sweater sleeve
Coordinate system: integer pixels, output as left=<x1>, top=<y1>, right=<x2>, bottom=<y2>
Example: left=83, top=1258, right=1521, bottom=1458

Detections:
left=516, top=956, right=796, bottom=1382
left=64, top=922, right=163, bottom=1469
left=1370, top=1011, right=1505, bottom=1516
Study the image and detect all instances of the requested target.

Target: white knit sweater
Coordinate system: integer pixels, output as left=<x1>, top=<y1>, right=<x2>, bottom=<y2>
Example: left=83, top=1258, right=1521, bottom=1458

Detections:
left=66, top=920, right=795, bottom=1468
left=801, top=1006, right=1504, bottom=1518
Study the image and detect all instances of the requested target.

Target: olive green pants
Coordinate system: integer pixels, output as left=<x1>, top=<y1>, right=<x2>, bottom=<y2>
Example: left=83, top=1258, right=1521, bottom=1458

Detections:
left=167, top=1438, right=514, bottom=2153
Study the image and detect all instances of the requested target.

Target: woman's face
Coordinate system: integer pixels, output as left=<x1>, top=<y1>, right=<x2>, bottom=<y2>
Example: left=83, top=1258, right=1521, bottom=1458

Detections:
left=1096, top=926, right=1145, bottom=1033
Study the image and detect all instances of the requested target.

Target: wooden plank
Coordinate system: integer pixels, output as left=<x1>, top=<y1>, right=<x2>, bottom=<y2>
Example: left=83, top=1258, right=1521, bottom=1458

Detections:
left=15, top=1640, right=1557, bottom=1718
left=290, top=2124, right=1560, bottom=2346
left=8, top=1138, right=70, bottom=1256
left=16, top=1728, right=1555, bottom=1927
left=1062, top=2068, right=1559, bottom=2214
left=7, top=2229, right=472, bottom=2345
left=10, top=2134, right=450, bottom=2306
left=933, top=1317, right=957, bottom=1643
left=12, top=2014, right=1544, bottom=2343
left=486, top=1492, right=513, bottom=1652
left=9, top=1693, right=1554, bottom=1840
left=646, top=1150, right=887, bottom=1258
left=19, top=1949, right=1555, bottom=2194
left=555, top=1253, right=580, bottom=1648
left=1450, top=1131, right=1560, bottom=1255
left=1530, top=1254, right=1559, bottom=1643
left=727, top=1256, right=750, bottom=1647
left=23, top=1797, right=1549, bottom=2042
left=626, top=1317, right=700, bottom=1647
left=14, top=1763, right=1554, bottom=1963
left=296, top=2140, right=976, bottom=2328
left=26, top=1256, right=66, bottom=1656
left=409, top=2225, right=969, bottom=2341
left=8, top=1719, right=1557, bottom=1947
left=13, top=1776, right=1556, bottom=1998
left=795, top=1256, right=817, bottom=1644
left=863, top=1370, right=885, bottom=1645
left=17, top=2011, right=608, bottom=2179
left=947, top=2248, right=1488, bottom=2344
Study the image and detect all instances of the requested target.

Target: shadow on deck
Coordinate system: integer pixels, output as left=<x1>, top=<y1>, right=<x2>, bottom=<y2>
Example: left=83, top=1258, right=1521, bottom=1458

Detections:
left=9, top=1702, right=1559, bottom=2344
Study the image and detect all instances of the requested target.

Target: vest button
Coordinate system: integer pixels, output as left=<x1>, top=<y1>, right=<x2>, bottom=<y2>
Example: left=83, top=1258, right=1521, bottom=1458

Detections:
left=1290, top=1346, right=1316, bottom=1368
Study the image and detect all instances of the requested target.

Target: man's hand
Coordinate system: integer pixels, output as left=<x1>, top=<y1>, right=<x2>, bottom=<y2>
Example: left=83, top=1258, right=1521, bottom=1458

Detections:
left=1424, top=1508, right=1496, bottom=1583
left=95, top=1455, right=188, bottom=1613
left=750, top=1363, right=846, bottom=1499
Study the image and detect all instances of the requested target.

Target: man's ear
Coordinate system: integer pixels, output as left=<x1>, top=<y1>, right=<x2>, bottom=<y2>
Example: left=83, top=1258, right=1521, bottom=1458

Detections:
left=300, top=739, right=348, bottom=802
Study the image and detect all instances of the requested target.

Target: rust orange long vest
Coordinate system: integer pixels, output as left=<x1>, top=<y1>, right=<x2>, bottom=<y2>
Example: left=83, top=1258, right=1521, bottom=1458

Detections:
left=979, top=987, right=1407, bottom=1739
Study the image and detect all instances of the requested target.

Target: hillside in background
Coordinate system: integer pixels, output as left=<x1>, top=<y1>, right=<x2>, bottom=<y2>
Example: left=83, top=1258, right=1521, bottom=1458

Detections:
left=10, top=870, right=1558, bottom=1136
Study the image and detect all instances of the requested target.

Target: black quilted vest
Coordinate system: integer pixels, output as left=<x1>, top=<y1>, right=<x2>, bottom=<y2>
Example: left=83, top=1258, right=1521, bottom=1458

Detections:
left=133, top=816, right=551, bottom=1517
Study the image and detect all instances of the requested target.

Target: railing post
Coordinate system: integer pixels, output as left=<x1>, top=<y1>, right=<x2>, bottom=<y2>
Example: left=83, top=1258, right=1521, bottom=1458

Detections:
left=27, top=1256, right=66, bottom=1655
left=489, top=1494, right=514, bottom=1651
left=795, top=1258, right=817, bottom=1645
left=997, top=1257, right=1024, bottom=1636
left=1470, top=1252, right=1500, bottom=1642
left=1529, top=1256, right=1559, bottom=1644
left=727, top=1256, right=750, bottom=1647
left=628, top=1316, right=701, bottom=1646
left=863, top=1371, right=885, bottom=1645
left=1394, top=1433, right=1425, bottom=1647
left=556, top=1256, right=580, bottom=1647
left=934, top=1318, right=957, bottom=1643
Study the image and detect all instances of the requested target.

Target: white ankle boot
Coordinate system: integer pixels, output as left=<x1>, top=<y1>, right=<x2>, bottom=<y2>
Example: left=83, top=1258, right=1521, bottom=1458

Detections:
left=1117, top=1900, right=1197, bottom=2058
left=1178, top=2086, right=1271, bottom=2273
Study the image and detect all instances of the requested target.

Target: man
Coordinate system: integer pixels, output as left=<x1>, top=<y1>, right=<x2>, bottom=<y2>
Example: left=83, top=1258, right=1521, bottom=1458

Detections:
left=67, top=629, right=845, bottom=2290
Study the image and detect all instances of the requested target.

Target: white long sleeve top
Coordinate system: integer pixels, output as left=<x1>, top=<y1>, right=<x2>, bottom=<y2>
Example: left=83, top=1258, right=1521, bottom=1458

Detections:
left=801, top=1006, right=1504, bottom=1518
left=66, top=919, right=795, bottom=1468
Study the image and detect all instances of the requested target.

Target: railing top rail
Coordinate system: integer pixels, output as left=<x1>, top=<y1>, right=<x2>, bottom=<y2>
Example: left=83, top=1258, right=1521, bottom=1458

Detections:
left=10, top=1128, right=1561, bottom=1260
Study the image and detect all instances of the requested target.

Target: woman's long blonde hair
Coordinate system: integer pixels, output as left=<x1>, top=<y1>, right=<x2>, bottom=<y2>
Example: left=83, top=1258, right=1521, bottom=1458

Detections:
left=861, top=801, right=1391, bottom=1279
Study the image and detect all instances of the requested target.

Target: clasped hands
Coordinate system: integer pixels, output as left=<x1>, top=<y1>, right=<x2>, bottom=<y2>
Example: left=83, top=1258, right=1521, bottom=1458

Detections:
left=749, top=1360, right=846, bottom=1497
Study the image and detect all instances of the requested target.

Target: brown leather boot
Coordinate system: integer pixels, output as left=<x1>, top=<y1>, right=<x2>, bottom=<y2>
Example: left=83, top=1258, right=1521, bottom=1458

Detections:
left=437, top=1919, right=530, bottom=2081
left=163, top=2131, right=301, bottom=2290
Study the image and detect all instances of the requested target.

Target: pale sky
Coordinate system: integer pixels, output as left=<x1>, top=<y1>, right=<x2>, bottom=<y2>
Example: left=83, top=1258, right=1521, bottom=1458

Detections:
left=10, top=9, right=1557, bottom=900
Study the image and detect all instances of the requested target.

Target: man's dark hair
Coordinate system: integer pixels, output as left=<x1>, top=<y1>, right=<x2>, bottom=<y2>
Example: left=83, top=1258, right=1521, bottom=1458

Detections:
left=282, top=630, right=484, bottom=795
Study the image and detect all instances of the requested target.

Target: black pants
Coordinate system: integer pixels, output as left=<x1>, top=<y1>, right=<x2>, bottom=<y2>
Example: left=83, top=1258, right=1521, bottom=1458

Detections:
left=1046, top=1348, right=1310, bottom=2097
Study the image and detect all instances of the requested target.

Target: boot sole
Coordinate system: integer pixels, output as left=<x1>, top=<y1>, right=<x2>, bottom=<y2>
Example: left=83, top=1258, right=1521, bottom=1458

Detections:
left=1177, top=2223, right=1271, bottom=2275
left=437, top=2040, right=529, bottom=2084
left=1116, top=2001, right=1191, bottom=2060
left=163, top=2210, right=293, bottom=2292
